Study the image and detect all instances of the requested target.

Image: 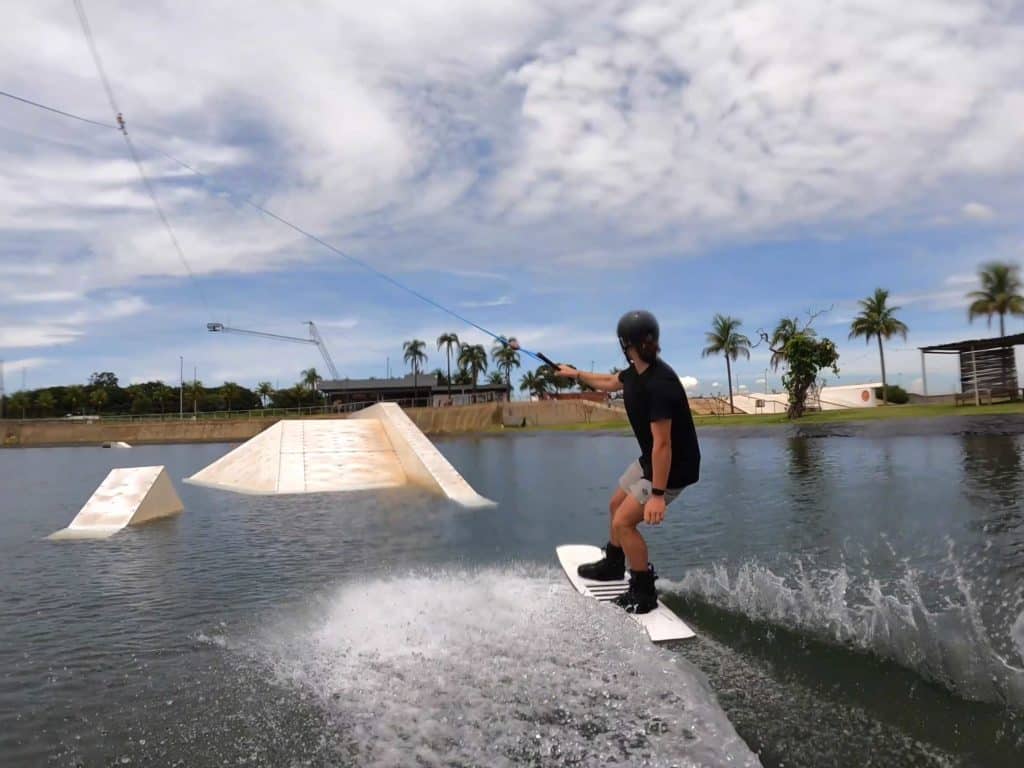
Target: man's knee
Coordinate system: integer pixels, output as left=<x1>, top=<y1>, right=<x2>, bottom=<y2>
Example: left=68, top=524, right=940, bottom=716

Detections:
left=611, top=508, right=640, bottom=536
left=608, top=489, right=626, bottom=518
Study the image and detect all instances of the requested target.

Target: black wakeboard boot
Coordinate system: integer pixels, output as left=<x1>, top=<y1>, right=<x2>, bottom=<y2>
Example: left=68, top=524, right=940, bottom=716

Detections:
left=577, top=542, right=625, bottom=581
left=613, top=564, right=658, bottom=614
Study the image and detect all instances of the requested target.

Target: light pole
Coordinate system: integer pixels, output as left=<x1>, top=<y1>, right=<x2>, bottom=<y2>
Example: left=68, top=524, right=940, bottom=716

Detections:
left=179, top=356, right=184, bottom=419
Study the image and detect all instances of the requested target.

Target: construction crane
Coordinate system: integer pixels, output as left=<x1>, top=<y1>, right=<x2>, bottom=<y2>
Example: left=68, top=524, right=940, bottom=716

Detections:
left=206, top=321, right=340, bottom=380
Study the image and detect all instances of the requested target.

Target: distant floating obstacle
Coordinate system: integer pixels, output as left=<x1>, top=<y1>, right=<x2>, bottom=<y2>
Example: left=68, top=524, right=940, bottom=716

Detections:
left=102, top=441, right=132, bottom=449
left=184, top=403, right=494, bottom=508
left=49, top=466, right=184, bottom=541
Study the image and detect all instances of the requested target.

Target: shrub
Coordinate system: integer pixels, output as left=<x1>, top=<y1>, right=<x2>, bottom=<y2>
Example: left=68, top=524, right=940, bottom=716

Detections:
left=874, top=385, right=909, bottom=404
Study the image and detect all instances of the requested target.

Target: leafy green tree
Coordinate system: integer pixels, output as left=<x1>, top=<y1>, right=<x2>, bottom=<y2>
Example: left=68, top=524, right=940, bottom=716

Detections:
left=89, top=388, right=108, bottom=414
left=88, top=372, right=119, bottom=389
left=769, top=317, right=815, bottom=371
left=65, top=385, right=86, bottom=415
left=702, top=314, right=751, bottom=413
left=154, top=384, right=177, bottom=413
left=967, top=262, right=1023, bottom=337
left=849, top=288, right=908, bottom=405
left=487, top=370, right=505, bottom=386
left=35, top=391, right=55, bottom=417
left=9, top=391, right=31, bottom=418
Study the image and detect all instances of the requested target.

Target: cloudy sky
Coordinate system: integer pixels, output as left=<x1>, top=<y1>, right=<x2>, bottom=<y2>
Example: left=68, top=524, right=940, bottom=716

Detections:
left=2, top=0, right=1023, bottom=396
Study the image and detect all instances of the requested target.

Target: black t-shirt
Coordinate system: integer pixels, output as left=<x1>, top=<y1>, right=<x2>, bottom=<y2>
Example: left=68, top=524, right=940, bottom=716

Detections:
left=618, top=358, right=700, bottom=489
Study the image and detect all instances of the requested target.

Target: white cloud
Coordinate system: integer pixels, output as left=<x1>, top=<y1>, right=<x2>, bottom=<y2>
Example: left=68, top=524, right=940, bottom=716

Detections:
left=890, top=289, right=966, bottom=311
left=944, top=273, right=978, bottom=287
left=5, top=290, right=81, bottom=304
left=679, top=375, right=698, bottom=390
left=461, top=296, right=513, bottom=308
left=0, top=0, right=1020, bottom=293
left=66, top=296, right=149, bottom=325
left=3, top=1, right=1024, bottom=386
left=318, top=317, right=360, bottom=330
left=962, top=202, right=995, bottom=221
left=2, top=356, right=50, bottom=373
left=0, top=325, right=82, bottom=348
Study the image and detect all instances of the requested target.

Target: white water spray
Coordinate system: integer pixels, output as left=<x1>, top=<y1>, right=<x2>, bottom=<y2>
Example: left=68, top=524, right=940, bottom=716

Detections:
left=674, top=558, right=1024, bottom=710
left=252, top=565, right=761, bottom=767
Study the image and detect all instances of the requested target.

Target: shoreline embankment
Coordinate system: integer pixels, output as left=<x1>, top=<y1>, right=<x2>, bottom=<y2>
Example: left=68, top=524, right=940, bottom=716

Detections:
left=3, top=401, right=1023, bottom=448
left=0, top=401, right=625, bottom=448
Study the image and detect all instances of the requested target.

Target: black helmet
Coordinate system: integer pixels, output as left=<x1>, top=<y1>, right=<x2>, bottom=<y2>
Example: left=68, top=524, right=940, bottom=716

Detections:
left=617, top=310, right=660, bottom=361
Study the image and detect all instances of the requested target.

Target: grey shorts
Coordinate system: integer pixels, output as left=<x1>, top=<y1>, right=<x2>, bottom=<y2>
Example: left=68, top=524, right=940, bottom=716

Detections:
left=618, top=461, right=683, bottom=506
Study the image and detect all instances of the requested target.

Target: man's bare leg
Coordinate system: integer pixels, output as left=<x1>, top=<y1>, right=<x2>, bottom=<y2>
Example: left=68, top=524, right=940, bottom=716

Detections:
left=607, top=487, right=628, bottom=547
left=611, top=494, right=648, bottom=571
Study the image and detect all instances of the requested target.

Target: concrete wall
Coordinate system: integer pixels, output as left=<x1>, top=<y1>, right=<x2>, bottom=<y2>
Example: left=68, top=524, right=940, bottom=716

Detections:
left=1, top=417, right=278, bottom=448
left=722, top=383, right=883, bottom=415
left=405, top=400, right=626, bottom=433
left=2, top=400, right=629, bottom=447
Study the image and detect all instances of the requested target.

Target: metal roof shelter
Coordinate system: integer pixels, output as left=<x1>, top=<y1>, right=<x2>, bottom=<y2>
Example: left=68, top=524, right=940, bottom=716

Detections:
left=919, top=333, right=1024, bottom=404
left=319, top=374, right=509, bottom=408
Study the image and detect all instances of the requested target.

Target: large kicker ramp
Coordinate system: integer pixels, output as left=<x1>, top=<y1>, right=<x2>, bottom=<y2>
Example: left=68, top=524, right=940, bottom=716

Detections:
left=49, top=466, right=184, bottom=540
left=183, top=403, right=494, bottom=508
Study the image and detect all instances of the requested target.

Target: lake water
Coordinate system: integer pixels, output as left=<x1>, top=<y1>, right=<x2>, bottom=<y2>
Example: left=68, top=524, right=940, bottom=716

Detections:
left=2, top=418, right=1023, bottom=766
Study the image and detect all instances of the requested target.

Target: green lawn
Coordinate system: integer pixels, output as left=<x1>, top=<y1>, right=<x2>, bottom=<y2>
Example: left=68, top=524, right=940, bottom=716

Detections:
left=525, top=401, right=1024, bottom=433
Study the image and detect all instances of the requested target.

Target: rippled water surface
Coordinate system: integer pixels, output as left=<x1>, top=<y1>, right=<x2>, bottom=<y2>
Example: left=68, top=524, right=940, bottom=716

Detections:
left=2, top=419, right=1023, bottom=766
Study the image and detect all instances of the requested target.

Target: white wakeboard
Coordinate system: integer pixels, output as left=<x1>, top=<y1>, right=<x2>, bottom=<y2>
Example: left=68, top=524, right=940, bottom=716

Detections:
left=556, top=544, right=696, bottom=642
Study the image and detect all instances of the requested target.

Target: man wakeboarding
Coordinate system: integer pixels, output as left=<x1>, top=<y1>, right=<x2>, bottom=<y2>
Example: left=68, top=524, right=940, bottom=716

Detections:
left=556, top=310, right=701, bottom=613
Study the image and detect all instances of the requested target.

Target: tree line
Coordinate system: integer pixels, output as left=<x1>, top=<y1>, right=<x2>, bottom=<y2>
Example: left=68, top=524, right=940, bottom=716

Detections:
left=1, top=368, right=330, bottom=419
left=701, top=261, right=1022, bottom=418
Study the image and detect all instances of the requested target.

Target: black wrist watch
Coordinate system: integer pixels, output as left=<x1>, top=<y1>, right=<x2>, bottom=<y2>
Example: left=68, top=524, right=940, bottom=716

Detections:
left=651, top=488, right=666, bottom=497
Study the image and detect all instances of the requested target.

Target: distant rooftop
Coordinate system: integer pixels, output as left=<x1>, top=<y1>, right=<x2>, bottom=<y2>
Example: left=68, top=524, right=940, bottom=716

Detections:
left=320, top=374, right=423, bottom=391
left=320, top=374, right=508, bottom=392
left=920, top=333, right=1024, bottom=354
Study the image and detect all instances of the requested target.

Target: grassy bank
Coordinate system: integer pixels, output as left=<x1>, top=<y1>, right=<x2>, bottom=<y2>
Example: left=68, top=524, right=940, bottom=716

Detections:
left=528, top=401, right=1024, bottom=432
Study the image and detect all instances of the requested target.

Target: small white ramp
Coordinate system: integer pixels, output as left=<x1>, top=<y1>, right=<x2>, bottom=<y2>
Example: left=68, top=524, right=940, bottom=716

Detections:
left=184, top=404, right=494, bottom=508
left=49, top=466, right=184, bottom=541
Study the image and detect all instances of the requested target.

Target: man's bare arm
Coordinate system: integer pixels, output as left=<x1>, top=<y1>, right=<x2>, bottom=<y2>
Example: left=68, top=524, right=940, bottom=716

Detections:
left=555, top=366, right=623, bottom=392
left=650, top=419, right=672, bottom=491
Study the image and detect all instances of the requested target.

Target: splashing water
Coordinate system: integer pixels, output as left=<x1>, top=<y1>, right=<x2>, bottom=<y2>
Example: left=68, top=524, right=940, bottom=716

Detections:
left=251, top=565, right=761, bottom=767
left=674, top=557, right=1024, bottom=710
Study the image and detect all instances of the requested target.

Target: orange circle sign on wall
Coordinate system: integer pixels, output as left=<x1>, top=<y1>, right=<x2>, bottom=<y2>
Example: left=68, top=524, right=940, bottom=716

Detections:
left=861, top=390, right=870, bottom=402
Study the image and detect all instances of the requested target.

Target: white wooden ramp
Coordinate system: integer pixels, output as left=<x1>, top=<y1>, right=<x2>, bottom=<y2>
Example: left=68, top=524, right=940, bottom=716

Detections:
left=184, top=403, right=495, bottom=508
left=49, top=466, right=184, bottom=541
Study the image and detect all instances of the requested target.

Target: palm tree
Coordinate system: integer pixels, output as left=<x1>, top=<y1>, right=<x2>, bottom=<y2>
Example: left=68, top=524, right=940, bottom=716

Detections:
left=403, top=339, right=428, bottom=399
left=491, top=339, right=521, bottom=401
left=256, top=381, right=274, bottom=408
left=65, top=384, right=86, bottom=415
left=457, top=343, right=488, bottom=396
left=301, top=368, right=322, bottom=392
left=849, top=288, right=909, bottom=405
left=487, top=371, right=505, bottom=386
left=221, top=382, right=244, bottom=412
left=967, top=262, right=1024, bottom=338
left=702, top=314, right=751, bottom=413
left=437, top=333, right=460, bottom=400
left=519, top=370, right=549, bottom=399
